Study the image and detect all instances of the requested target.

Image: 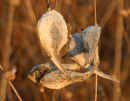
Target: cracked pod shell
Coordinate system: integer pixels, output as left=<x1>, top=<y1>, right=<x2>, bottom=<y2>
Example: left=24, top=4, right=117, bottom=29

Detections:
left=37, top=10, right=68, bottom=57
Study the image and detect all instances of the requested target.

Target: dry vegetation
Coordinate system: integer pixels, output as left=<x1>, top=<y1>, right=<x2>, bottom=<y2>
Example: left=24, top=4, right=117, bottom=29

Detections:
left=0, top=0, right=129, bottom=101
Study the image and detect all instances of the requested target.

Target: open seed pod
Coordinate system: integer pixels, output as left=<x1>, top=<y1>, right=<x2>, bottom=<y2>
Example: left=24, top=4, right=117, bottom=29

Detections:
left=28, top=62, right=94, bottom=89
left=37, top=10, right=68, bottom=57
left=81, top=26, right=101, bottom=65
left=28, top=62, right=119, bottom=90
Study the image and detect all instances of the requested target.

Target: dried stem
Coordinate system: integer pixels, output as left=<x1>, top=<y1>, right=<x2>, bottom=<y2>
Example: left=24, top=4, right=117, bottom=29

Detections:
left=40, top=87, right=48, bottom=101
left=0, top=1, right=21, bottom=101
left=121, top=31, right=130, bottom=83
left=113, top=0, right=123, bottom=101
left=52, top=90, right=56, bottom=101
left=94, top=0, right=97, bottom=25
left=95, top=74, right=98, bottom=101
left=94, top=0, right=98, bottom=100
left=100, top=0, right=117, bottom=27
left=0, top=65, right=23, bottom=101
left=94, top=47, right=99, bottom=101
left=0, top=1, right=16, bottom=101
left=23, top=0, right=36, bottom=24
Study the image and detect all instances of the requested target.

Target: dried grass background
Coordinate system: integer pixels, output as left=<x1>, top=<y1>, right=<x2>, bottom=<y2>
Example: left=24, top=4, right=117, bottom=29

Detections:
left=0, top=0, right=129, bottom=101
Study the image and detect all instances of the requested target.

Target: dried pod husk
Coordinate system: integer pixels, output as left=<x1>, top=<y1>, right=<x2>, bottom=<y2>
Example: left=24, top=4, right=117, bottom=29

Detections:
left=37, top=10, right=68, bottom=57
left=82, top=26, right=101, bottom=52
left=28, top=63, right=94, bottom=89
left=81, top=26, right=101, bottom=65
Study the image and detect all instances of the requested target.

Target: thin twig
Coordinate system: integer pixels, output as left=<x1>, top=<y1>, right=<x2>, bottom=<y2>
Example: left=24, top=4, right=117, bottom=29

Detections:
left=94, top=69, right=120, bottom=83
left=0, top=65, right=23, bottom=101
left=94, top=0, right=97, bottom=25
left=9, top=81, right=22, bottom=101
left=94, top=0, right=98, bottom=101
left=95, top=74, right=98, bottom=101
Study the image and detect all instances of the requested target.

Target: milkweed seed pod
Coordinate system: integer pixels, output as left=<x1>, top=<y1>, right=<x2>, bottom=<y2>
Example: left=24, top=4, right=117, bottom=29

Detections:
left=28, top=63, right=94, bottom=89
left=37, top=10, right=68, bottom=76
left=37, top=10, right=68, bottom=57
left=82, top=25, right=101, bottom=65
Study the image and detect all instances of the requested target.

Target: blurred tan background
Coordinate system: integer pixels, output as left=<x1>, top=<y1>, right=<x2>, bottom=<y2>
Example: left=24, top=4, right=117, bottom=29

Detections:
left=0, top=0, right=129, bottom=101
